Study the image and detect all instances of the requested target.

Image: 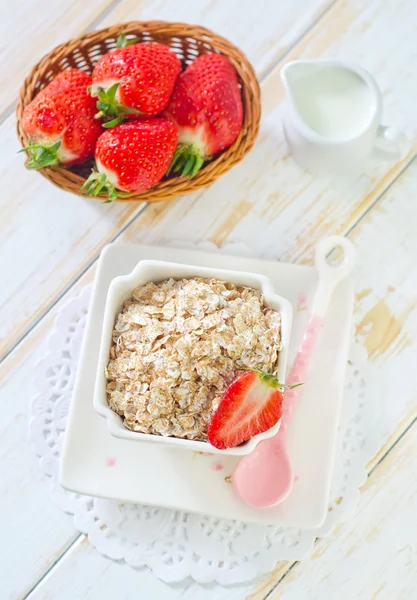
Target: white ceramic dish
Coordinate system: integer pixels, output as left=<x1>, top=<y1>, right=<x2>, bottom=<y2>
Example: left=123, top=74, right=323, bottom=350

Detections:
left=94, top=260, right=293, bottom=456
left=60, top=243, right=353, bottom=527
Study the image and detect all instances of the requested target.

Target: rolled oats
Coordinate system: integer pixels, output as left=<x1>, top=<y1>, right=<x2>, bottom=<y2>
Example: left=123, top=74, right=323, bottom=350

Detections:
left=106, top=278, right=282, bottom=441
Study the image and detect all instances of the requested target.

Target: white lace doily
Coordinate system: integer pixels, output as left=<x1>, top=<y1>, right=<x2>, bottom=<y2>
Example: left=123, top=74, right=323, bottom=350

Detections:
left=30, top=244, right=379, bottom=585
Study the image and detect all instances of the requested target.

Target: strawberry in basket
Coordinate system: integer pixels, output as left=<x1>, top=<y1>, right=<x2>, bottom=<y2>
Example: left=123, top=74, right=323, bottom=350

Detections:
left=90, top=39, right=181, bottom=127
left=82, top=118, right=178, bottom=200
left=165, top=53, right=243, bottom=178
left=20, top=69, right=102, bottom=168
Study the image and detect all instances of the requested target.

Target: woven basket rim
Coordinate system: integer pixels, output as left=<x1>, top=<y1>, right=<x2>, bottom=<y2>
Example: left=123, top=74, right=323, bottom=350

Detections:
left=16, top=20, right=261, bottom=203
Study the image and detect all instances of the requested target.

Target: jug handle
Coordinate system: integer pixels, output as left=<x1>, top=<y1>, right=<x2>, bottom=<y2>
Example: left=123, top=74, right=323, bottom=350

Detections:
left=373, top=125, right=409, bottom=161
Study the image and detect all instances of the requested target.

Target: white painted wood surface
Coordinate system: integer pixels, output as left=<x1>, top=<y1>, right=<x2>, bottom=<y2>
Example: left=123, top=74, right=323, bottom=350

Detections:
left=0, top=0, right=115, bottom=115
left=266, top=424, right=417, bottom=600
left=2, top=0, right=417, bottom=598
left=0, top=0, right=332, bottom=359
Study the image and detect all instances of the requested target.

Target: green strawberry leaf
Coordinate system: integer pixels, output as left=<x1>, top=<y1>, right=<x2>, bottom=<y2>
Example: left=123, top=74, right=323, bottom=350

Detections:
left=182, top=155, right=195, bottom=177
left=116, top=34, right=139, bottom=48
left=247, top=367, right=304, bottom=390
left=81, top=169, right=118, bottom=202
left=189, top=154, right=204, bottom=178
left=120, top=105, right=141, bottom=116
left=166, top=143, right=206, bottom=179
left=106, top=82, right=120, bottom=103
left=103, top=117, right=123, bottom=129
left=108, top=187, right=119, bottom=201
left=173, top=153, right=187, bottom=173
left=94, top=82, right=141, bottom=125
left=19, top=140, right=62, bottom=169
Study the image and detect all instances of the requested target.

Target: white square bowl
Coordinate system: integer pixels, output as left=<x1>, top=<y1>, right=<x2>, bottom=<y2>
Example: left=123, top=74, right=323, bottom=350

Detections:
left=93, top=260, right=293, bottom=456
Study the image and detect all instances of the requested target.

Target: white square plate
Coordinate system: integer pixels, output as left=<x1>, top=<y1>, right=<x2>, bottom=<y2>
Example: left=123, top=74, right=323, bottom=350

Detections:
left=60, top=243, right=353, bottom=528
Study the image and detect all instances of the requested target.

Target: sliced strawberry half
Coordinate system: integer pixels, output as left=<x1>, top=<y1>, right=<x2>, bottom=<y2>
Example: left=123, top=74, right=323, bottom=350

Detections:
left=208, top=370, right=300, bottom=450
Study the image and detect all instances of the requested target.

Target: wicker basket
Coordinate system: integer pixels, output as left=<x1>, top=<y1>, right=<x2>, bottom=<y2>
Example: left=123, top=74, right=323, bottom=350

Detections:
left=16, top=21, right=261, bottom=203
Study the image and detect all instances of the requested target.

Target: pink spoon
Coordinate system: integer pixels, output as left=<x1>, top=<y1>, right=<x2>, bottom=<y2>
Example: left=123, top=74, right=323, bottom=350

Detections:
left=232, top=236, right=356, bottom=508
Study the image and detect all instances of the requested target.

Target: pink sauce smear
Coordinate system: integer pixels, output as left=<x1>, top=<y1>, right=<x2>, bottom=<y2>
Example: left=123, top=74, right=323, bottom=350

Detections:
left=280, top=314, right=323, bottom=442
left=297, top=292, right=307, bottom=306
left=211, top=461, right=224, bottom=471
left=105, top=457, right=116, bottom=468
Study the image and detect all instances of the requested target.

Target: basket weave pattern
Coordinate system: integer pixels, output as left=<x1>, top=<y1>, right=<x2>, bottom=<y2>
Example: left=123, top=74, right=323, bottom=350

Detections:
left=16, top=21, right=261, bottom=203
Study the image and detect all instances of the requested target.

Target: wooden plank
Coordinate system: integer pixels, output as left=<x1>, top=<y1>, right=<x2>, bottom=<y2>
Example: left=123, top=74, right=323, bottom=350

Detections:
left=248, top=158, right=417, bottom=600
left=98, top=0, right=335, bottom=79
left=16, top=158, right=417, bottom=600
left=264, top=419, right=417, bottom=600
left=1, top=0, right=334, bottom=360
left=0, top=0, right=116, bottom=116
left=1, top=117, right=143, bottom=359
left=0, top=263, right=101, bottom=600
left=115, top=0, right=417, bottom=267
left=0, top=296, right=81, bottom=600
left=26, top=537, right=255, bottom=600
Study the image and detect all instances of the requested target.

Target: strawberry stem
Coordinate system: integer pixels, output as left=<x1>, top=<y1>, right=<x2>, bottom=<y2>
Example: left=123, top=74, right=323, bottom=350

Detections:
left=167, top=143, right=205, bottom=178
left=248, top=367, right=303, bottom=391
left=91, top=83, right=141, bottom=127
left=102, top=116, right=123, bottom=129
left=81, top=170, right=118, bottom=202
left=19, top=141, right=61, bottom=169
left=116, top=34, right=139, bottom=48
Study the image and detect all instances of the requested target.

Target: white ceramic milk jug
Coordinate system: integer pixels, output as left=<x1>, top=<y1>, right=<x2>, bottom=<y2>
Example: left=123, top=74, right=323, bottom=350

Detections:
left=281, top=59, right=408, bottom=176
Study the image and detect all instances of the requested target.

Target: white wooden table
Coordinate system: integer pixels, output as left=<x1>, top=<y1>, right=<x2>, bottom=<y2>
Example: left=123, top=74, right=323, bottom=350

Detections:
left=2, top=1, right=417, bottom=598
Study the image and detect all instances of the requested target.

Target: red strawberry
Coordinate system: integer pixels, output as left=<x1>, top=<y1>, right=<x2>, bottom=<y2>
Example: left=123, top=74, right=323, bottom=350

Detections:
left=82, top=118, right=178, bottom=200
left=165, top=53, right=243, bottom=178
left=21, top=69, right=102, bottom=168
left=208, top=370, right=301, bottom=449
left=90, top=41, right=181, bottom=126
